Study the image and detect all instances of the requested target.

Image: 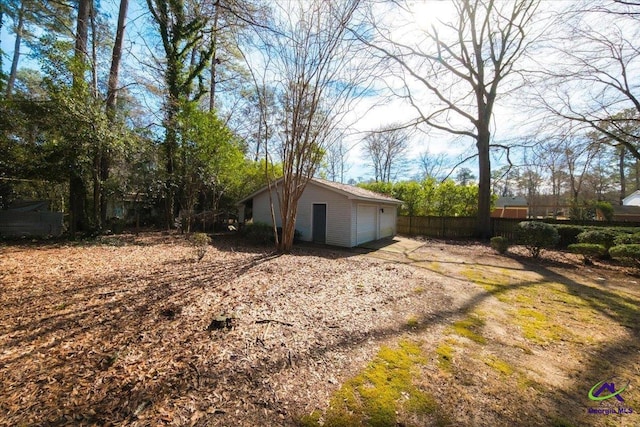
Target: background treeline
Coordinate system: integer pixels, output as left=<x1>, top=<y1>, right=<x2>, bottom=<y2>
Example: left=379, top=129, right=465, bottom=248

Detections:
left=0, top=0, right=279, bottom=234
left=359, top=179, right=482, bottom=217
left=2, top=0, right=640, bottom=242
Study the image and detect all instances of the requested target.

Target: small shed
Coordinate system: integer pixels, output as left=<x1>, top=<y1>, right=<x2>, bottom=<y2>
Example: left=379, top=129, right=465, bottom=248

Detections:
left=237, top=178, right=403, bottom=247
left=491, top=196, right=529, bottom=219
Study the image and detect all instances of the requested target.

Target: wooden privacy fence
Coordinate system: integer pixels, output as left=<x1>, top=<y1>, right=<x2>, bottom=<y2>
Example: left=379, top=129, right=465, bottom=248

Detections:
left=397, top=216, right=477, bottom=238
left=398, top=216, right=640, bottom=240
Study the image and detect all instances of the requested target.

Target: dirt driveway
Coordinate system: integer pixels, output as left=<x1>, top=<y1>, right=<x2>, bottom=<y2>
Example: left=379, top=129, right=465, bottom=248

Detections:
left=0, top=234, right=638, bottom=426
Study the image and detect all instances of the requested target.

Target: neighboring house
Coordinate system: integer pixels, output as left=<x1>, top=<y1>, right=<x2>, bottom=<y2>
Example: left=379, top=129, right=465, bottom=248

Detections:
left=623, top=190, right=640, bottom=206
left=237, top=178, right=403, bottom=247
left=0, top=200, right=64, bottom=237
left=491, top=196, right=529, bottom=219
left=598, top=205, right=640, bottom=222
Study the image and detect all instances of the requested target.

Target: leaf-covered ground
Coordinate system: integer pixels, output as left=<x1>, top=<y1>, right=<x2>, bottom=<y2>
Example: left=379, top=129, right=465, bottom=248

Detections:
left=0, top=233, right=453, bottom=426
left=1, top=233, right=638, bottom=426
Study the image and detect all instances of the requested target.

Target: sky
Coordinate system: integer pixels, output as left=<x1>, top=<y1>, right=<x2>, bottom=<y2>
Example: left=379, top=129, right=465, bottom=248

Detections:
left=1, top=0, right=634, bottom=184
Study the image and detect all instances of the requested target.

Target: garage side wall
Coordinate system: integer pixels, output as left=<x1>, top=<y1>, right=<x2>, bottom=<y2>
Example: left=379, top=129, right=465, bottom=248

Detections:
left=297, top=183, right=352, bottom=247
left=249, top=182, right=352, bottom=247
left=252, top=190, right=282, bottom=227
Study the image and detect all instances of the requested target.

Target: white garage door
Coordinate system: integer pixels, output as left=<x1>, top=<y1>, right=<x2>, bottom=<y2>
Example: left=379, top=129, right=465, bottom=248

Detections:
left=356, top=204, right=377, bottom=245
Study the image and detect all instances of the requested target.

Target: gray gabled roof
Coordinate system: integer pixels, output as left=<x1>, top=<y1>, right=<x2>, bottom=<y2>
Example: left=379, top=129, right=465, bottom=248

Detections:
left=237, top=177, right=403, bottom=205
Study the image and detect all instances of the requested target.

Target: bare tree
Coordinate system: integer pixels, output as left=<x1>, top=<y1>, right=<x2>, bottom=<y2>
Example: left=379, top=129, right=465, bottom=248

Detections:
left=248, top=0, right=366, bottom=252
left=555, top=131, right=603, bottom=217
left=363, top=0, right=539, bottom=238
left=418, top=148, right=448, bottom=181
left=323, top=139, right=351, bottom=183
left=538, top=1, right=640, bottom=161
left=362, top=124, right=409, bottom=183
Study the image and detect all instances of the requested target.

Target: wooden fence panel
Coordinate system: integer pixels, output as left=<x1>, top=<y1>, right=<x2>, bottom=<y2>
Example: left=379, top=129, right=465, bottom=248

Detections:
left=397, top=216, right=477, bottom=238
left=398, top=216, right=640, bottom=240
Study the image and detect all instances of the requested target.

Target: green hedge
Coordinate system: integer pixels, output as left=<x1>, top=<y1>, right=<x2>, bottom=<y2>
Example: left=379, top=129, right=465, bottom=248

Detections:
left=576, top=229, right=622, bottom=250
left=554, top=225, right=585, bottom=248
left=568, top=243, right=607, bottom=258
left=609, top=244, right=640, bottom=261
left=614, top=232, right=640, bottom=246
left=516, top=221, right=559, bottom=258
left=490, top=236, right=509, bottom=254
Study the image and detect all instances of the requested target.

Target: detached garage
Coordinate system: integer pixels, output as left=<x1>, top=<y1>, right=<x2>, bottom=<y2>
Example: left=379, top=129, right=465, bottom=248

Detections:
left=237, top=178, right=403, bottom=247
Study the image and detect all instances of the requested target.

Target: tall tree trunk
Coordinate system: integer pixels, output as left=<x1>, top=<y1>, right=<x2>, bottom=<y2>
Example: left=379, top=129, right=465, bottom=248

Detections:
left=619, top=146, right=626, bottom=205
left=69, top=0, right=91, bottom=235
left=102, top=0, right=129, bottom=225
left=106, top=0, right=128, bottom=118
left=74, top=0, right=90, bottom=87
left=6, top=0, right=25, bottom=97
left=476, top=111, right=492, bottom=239
left=209, top=1, right=219, bottom=112
left=0, top=9, right=4, bottom=93
left=90, top=1, right=101, bottom=227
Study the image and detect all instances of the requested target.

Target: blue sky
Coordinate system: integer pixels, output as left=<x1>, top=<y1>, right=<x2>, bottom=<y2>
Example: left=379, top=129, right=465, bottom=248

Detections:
left=3, top=0, right=633, bottom=185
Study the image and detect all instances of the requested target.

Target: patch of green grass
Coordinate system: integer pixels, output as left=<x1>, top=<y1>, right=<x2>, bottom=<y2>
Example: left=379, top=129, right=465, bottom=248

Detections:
left=450, top=315, right=486, bottom=344
left=483, top=355, right=514, bottom=376
left=299, top=410, right=322, bottom=427
left=549, top=417, right=575, bottom=427
left=412, top=286, right=425, bottom=295
left=516, top=374, right=546, bottom=393
left=428, top=262, right=443, bottom=273
left=513, top=293, right=534, bottom=305
left=461, top=267, right=515, bottom=302
left=515, top=308, right=566, bottom=344
left=317, top=340, right=438, bottom=427
left=435, top=341, right=454, bottom=373
left=406, top=315, right=419, bottom=328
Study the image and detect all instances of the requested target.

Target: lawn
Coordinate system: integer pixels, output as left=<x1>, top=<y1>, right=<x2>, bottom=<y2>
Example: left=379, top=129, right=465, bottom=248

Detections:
left=0, top=233, right=638, bottom=426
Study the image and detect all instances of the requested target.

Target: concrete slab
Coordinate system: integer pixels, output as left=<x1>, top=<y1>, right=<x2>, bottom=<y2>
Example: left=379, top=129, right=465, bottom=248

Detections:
left=357, top=236, right=425, bottom=255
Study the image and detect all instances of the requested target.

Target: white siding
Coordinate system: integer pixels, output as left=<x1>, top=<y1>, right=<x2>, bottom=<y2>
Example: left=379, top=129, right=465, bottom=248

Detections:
left=252, top=190, right=282, bottom=227
left=249, top=181, right=352, bottom=247
left=297, top=182, right=352, bottom=247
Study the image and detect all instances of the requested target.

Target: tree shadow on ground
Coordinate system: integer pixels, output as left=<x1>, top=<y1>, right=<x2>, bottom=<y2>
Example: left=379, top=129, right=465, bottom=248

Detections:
left=2, top=236, right=638, bottom=426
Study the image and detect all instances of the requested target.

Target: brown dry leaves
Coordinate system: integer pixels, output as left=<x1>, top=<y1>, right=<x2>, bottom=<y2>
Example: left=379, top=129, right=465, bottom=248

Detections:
left=0, top=233, right=449, bottom=426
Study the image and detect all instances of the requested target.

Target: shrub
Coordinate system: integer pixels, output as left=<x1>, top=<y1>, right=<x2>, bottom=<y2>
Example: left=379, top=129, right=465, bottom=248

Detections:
left=609, top=244, right=640, bottom=265
left=516, top=221, right=560, bottom=258
left=490, top=236, right=509, bottom=254
left=576, top=229, right=621, bottom=250
left=241, top=223, right=303, bottom=245
left=276, top=227, right=303, bottom=243
left=241, top=222, right=275, bottom=244
left=568, top=243, right=607, bottom=261
left=554, top=225, right=585, bottom=248
left=614, top=232, right=640, bottom=246
left=190, top=232, right=212, bottom=261
left=595, top=201, right=614, bottom=222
